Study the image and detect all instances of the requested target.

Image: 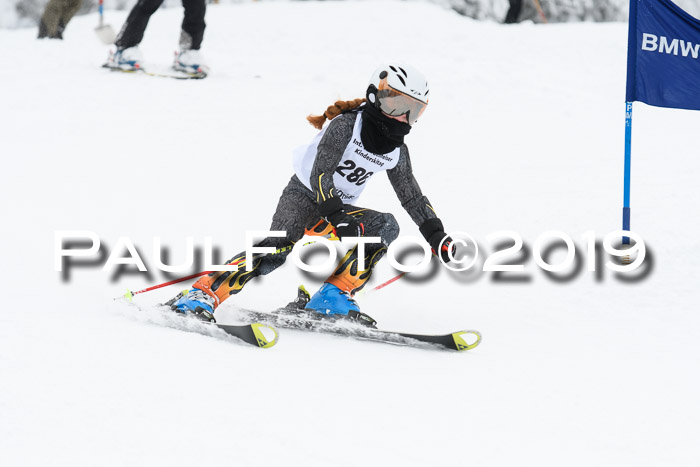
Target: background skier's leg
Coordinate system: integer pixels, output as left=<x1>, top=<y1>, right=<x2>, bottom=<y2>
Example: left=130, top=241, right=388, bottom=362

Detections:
left=504, top=0, right=523, bottom=23
left=180, top=0, right=206, bottom=50
left=115, top=0, right=166, bottom=49
left=57, top=0, right=82, bottom=37
left=38, top=0, right=64, bottom=38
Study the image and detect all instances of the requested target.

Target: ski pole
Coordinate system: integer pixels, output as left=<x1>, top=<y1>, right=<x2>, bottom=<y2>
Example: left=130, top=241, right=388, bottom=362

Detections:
left=368, top=272, right=406, bottom=293
left=357, top=272, right=407, bottom=298
left=358, top=234, right=465, bottom=297
left=119, top=245, right=295, bottom=300
left=533, top=0, right=548, bottom=23
left=121, top=270, right=212, bottom=300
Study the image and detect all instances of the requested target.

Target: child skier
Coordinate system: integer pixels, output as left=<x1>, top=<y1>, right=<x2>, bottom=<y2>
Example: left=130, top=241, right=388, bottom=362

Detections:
left=106, top=0, right=208, bottom=75
left=170, top=63, right=454, bottom=324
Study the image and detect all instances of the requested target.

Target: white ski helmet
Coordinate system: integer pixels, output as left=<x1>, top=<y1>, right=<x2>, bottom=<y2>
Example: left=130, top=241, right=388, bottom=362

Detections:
left=366, top=63, right=429, bottom=125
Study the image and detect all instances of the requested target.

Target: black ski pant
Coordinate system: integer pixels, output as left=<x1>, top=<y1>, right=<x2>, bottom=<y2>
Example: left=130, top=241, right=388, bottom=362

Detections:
left=505, top=0, right=523, bottom=23
left=191, top=175, right=401, bottom=308
left=115, top=0, right=206, bottom=50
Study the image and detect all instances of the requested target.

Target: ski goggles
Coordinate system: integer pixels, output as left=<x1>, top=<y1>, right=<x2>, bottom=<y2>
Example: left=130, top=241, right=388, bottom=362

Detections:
left=376, top=76, right=428, bottom=125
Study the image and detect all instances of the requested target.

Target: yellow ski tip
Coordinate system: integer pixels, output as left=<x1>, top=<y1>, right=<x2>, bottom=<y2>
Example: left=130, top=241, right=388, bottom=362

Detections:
left=251, top=323, right=279, bottom=349
left=453, top=330, right=482, bottom=351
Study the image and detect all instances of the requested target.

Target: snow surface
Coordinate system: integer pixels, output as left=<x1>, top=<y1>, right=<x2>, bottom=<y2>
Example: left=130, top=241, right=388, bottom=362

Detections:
left=2, top=1, right=700, bottom=466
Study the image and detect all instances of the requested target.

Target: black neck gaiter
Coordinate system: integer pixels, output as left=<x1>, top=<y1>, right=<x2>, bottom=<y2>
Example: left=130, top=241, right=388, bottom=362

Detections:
left=360, top=104, right=411, bottom=155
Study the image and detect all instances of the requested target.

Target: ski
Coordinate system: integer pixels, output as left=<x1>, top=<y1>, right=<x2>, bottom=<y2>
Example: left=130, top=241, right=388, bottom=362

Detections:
left=230, top=287, right=481, bottom=352
left=233, top=307, right=479, bottom=351
left=151, top=304, right=279, bottom=348
left=118, top=292, right=278, bottom=348
left=209, top=321, right=279, bottom=349
left=102, top=63, right=206, bottom=80
left=157, top=306, right=279, bottom=348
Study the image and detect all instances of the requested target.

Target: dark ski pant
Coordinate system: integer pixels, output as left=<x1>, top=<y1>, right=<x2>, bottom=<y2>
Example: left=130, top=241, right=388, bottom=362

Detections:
left=505, top=0, right=523, bottom=23
left=115, top=0, right=206, bottom=50
left=193, top=175, right=400, bottom=309
left=38, top=0, right=82, bottom=39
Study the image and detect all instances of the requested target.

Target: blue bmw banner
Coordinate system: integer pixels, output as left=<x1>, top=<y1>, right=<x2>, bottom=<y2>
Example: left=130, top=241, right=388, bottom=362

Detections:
left=626, top=0, right=700, bottom=111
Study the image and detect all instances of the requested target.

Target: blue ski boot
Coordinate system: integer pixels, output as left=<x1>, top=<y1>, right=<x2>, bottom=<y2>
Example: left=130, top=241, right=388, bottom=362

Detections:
left=168, top=287, right=216, bottom=322
left=304, top=283, right=376, bottom=327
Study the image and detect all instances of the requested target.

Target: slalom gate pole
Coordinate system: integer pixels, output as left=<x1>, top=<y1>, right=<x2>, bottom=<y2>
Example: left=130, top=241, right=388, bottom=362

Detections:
left=98, top=0, right=104, bottom=27
left=622, top=102, right=633, bottom=244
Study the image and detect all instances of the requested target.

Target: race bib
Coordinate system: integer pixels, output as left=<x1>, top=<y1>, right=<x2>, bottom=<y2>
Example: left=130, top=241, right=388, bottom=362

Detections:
left=293, top=112, right=400, bottom=203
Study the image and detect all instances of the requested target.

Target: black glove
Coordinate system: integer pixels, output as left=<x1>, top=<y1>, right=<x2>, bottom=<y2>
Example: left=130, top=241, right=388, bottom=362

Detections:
left=319, top=197, right=365, bottom=239
left=419, top=218, right=455, bottom=263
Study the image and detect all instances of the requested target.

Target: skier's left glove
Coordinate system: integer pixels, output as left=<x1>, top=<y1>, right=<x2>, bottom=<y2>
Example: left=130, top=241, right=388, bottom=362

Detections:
left=419, top=218, right=455, bottom=263
left=319, top=197, right=365, bottom=239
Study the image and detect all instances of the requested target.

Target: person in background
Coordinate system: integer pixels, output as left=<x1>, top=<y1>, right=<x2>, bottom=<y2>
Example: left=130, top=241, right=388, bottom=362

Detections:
left=504, top=0, right=523, bottom=23
left=107, top=0, right=209, bottom=76
left=38, top=0, right=82, bottom=39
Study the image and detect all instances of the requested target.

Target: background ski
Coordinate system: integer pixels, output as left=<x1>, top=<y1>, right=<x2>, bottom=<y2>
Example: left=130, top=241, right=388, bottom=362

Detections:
left=232, top=308, right=481, bottom=352
left=101, top=63, right=206, bottom=80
